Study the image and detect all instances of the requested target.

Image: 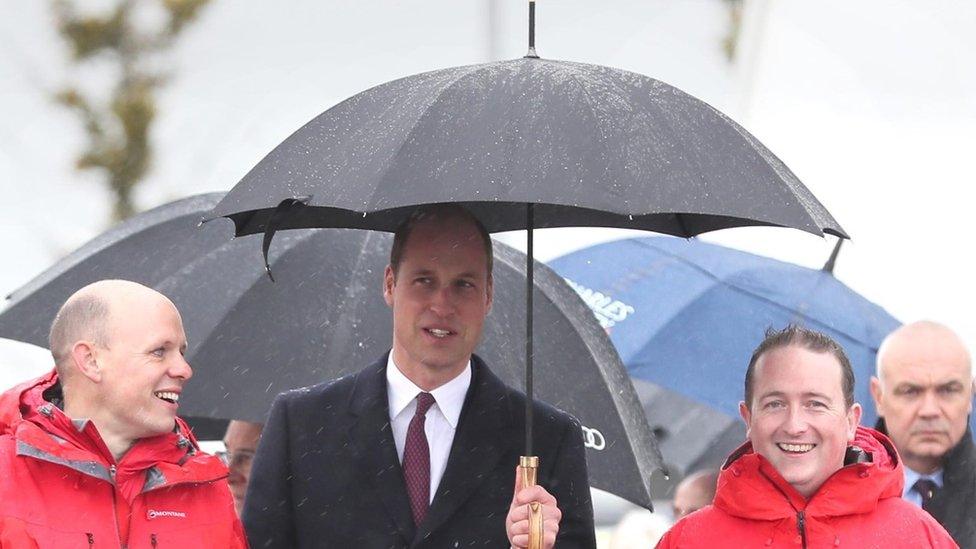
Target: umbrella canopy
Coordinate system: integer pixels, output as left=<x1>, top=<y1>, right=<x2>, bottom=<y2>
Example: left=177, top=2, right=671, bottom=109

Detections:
left=548, top=236, right=904, bottom=430
left=0, top=193, right=662, bottom=509
left=206, top=57, right=845, bottom=240
left=203, top=55, right=845, bottom=472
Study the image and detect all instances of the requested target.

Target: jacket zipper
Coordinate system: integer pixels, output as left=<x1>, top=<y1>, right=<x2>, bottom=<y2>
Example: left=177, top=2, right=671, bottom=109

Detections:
left=796, top=510, right=807, bottom=549
left=87, top=532, right=95, bottom=548
left=110, top=464, right=125, bottom=547
left=151, top=533, right=158, bottom=547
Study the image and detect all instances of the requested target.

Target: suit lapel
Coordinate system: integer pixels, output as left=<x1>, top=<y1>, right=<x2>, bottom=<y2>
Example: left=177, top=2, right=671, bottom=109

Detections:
left=347, top=355, right=416, bottom=544
left=415, top=356, right=514, bottom=542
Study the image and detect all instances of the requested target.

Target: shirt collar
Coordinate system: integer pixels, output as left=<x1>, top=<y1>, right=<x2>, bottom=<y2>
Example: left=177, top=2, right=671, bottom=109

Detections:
left=386, top=353, right=472, bottom=429
left=903, top=465, right=945, bottom=498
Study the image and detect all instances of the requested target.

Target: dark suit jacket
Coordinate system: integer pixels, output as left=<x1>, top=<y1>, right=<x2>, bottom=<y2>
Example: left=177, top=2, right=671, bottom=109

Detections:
left=243, top=354, right=596, bottom=548
left=877, top=418, right=976, bottom=548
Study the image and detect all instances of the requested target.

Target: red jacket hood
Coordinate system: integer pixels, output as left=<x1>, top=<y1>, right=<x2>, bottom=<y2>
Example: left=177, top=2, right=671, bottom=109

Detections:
left=713, top=426, right=905, bottom=520
left=0, top=369, right=224, bottom=502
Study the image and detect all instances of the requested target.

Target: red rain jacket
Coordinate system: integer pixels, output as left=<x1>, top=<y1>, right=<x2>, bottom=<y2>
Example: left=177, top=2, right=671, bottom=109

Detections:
left=658, top=427, right=956, bottom=548
left=0, top=370, right=247, bottom=548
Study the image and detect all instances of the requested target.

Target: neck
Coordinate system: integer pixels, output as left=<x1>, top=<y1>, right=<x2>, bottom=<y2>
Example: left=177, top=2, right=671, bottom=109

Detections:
left=905, top=455, right=943, bottom=475
left=391, top=349, right=468, bottom=392
left=63, top=400, right=134, bottom=462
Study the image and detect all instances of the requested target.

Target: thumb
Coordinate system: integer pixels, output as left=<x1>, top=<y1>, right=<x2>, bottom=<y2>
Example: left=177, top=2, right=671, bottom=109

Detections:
left=512, top=464, right=524, bottom=504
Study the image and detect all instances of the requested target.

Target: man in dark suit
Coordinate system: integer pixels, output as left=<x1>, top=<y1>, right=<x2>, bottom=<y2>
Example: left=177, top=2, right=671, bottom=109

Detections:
left=243, top=204, right=596, bottom=548
left=871, top=321, right=975, bottom=548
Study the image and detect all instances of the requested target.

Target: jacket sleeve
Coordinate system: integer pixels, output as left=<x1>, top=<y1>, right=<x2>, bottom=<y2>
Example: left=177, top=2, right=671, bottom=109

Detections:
left=242, top=393, right=295, bottom=548
left=549, top=414, right=597, bottom=549
left=922, top=515, right=961, bottom=549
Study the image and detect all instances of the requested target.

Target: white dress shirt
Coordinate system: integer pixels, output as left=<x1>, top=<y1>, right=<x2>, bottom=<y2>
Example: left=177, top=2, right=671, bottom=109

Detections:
left=387, top=354, right=471, bottom=503
left=903, top=465, right=944, bottom=507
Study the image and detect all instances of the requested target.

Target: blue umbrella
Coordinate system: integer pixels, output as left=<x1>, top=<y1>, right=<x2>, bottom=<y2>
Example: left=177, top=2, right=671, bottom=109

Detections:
left=549, top=236, right=902, bottom=429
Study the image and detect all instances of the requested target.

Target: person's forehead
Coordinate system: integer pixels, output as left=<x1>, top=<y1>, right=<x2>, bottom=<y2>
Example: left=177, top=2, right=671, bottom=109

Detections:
left=883, top=336, right=971, bottom=383
left=110, top=295, right=186, bottom=344
left=754, top=345, right=844, bottom=393
left=402, top=216, right=486, bottom=261
left=224, top=422, right=262, bottom=447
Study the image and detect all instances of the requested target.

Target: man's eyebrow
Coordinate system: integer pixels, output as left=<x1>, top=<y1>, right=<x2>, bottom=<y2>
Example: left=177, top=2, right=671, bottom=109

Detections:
left=936, top=380, right=965, bottom=389
left=757, top=391, right=833, bottom=401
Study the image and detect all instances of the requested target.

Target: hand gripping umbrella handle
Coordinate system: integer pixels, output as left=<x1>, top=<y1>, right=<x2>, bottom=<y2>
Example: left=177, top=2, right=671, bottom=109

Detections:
left=519, top=456, right=544, bottom=549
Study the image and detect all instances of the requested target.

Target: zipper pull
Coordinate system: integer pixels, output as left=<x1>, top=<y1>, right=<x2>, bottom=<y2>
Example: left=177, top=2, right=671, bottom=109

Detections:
left=110, top=464, right=117, bottom=480
left=87, top=532, right=95, bottom=548
left=151, top=533, right=158, bottom=547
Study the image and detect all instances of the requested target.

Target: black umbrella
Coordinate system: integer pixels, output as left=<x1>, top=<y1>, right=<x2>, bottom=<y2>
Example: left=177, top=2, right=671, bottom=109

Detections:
left=0, top=193, right=662, bottom=509
left=205, top=29, right=845, bottom=527
left=204, top=54, right=844, bottom=439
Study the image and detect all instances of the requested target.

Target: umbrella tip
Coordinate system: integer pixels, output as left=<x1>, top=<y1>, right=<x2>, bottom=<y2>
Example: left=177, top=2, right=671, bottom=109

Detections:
left=822, top=237, right=844, bottom=274
left=525, top=0, right=540, bottom=59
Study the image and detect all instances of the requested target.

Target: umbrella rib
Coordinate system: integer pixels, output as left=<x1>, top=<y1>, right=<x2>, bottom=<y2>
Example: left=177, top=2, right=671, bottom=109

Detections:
left=363, top=63, right=501, bottom=212
left=566, top=71, right=618, bottom=196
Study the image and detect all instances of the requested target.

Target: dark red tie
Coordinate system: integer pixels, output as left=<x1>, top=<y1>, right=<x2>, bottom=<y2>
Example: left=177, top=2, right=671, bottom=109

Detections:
left=403, top=392, right=436, bottom=526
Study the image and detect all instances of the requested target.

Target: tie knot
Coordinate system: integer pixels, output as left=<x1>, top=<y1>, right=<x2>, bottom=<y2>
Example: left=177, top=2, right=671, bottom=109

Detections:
left=415, top=392, right=436, bottom=416
left=913, top=478, right=938, bottom=503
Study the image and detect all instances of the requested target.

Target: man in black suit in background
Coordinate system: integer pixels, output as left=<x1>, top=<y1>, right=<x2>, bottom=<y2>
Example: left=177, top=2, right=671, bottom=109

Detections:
left=243, top=204, right=596, bottom=548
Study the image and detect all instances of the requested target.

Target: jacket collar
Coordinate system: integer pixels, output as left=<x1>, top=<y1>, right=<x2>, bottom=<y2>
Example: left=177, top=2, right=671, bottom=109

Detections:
left=346, top=352, right=515, bottom=546
left=715, top=426, right=904, bottom=520
left=5, top=370, right=227, bottom=503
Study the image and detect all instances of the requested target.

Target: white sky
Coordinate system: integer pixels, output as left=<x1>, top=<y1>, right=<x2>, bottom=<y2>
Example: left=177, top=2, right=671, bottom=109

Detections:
left=1, top=0, right=974, bottom=379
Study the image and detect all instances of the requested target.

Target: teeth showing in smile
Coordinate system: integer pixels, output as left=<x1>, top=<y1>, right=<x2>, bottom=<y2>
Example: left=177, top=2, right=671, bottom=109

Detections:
left=427, top=328, right=451, bottom=338
left=154, top=391, right=179, bottom=404
left=777, top=442, right=815, bottom=453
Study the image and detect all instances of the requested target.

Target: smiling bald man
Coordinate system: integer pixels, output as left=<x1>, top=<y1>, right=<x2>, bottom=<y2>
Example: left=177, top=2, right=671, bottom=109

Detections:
left=0, top=280, right=246, bottom=547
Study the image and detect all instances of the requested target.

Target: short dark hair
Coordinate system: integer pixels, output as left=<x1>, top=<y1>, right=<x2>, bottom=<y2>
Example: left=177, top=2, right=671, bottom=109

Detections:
left=744, top=324, right=855, bottom=409
left=389, top=203, right=493, bottom=279
left=48, top=292, right=111, bottom=378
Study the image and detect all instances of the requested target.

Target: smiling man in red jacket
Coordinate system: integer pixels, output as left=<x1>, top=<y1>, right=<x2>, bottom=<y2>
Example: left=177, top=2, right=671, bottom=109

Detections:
left=658, top=325, right=955, bottom=548
left=0, top=280, right=246, bottom=548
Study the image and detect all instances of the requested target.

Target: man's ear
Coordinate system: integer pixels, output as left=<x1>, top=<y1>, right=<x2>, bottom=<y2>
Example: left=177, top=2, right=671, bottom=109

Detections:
left=71, top=341, right=101, bottom=383
left=847, top=403, right=863, bottom=442
left=485, top=274, right=494, bottom=314
left=383, top=265, right=395, bottom=307
left=738, top=401, right=752, bottom=439
left=869, top=376, right=884, bottom=417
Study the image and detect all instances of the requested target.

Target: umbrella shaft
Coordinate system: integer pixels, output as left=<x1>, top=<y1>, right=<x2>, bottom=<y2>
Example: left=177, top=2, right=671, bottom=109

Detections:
left=529, top=1, right=535, bottom=49
left=526, top=203, right=534, bottom=455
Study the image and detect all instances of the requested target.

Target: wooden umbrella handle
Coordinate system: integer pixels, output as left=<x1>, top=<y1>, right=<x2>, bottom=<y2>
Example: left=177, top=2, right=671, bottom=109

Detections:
left=519, top=456, right=544, bottom=549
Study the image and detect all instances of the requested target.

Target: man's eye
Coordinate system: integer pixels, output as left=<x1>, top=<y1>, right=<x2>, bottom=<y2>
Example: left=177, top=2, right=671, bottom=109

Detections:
left=938, top=385, right=962, bottom=395
left=764, top=401, right=784, bottom=410
left=151, top=348, right=165, bottom=358
left=808, top=401, right=827, bottom=409
left=457, top=280, right=475, bottom=289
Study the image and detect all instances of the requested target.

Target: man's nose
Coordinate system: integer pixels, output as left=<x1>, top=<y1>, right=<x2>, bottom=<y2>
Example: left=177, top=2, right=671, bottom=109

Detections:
left=428, top=285, right=457, bottom=314
left=918, top=390, right=941, bottom=418
left=170, top=354, right=193, bottom=381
